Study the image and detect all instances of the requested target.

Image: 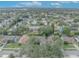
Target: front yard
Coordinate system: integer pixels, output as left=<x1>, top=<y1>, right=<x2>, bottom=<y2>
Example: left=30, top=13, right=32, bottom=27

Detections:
left=5, top=43, right=22, bottom=48
left=64, top=43, right=75, bottom=49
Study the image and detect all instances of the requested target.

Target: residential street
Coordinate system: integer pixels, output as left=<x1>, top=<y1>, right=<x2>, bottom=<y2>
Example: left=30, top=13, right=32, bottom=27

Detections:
left=0, top=48, right=20, bottom=57
left=64, top=50, right=79, bottom=58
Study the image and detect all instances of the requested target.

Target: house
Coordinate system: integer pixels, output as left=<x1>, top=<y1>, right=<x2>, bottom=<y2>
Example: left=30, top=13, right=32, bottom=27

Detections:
left=63, top=36, right=75, bottom=44
left=19, top=35, right=29, bottom=44
left=71, top=23, right=79, bottom=32
left=31, top=20, right=37, bottom=25
left=0, top=36, right=21, bottom=44
left=29, top=26, right=41, bottom=32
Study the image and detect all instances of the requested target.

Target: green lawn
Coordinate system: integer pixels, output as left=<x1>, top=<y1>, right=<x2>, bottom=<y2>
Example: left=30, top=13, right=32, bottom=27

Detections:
left=64, top=44, right=74, bottom=49
left=6, top=43, right=22, bottom=48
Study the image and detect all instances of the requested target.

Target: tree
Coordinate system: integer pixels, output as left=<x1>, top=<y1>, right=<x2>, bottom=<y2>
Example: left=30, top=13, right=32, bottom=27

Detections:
left=69, top=31, right=75, bottom=36
left=39, top=26, right=53, bottom=39
left=20, top=36, right=64, bottom=58
left=51, top=23, right=54, bottom=34
left=13, top=26, right=29, bottom=35
left=63, top=26, right=71, bottom=36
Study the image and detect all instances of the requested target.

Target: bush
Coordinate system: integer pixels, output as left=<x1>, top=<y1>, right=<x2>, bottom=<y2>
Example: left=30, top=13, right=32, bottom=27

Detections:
left=64, top=41, right=69, bottom=44
left=69, top=31, right=75, bottom=36
left=7, top=40, right=15, bottom=43
left=18, top=43, right=22, bottom=46
left=74, top=32, right=79, bottom=35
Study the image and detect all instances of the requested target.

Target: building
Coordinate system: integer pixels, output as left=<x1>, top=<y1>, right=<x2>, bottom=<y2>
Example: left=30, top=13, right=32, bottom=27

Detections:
left=0, top=35, right=21, bottom=44
left=29, top=26, right=41, bottom=32
left=63, top=36, right=75, bottom=44
left=19, top=35, right=29, bottom=44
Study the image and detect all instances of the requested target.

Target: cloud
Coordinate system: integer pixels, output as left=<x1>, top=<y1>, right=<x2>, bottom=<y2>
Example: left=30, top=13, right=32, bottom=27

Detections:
left=59, top=1, right=71, bottom=3
left=54, top=5, right=62, bottom=8
left=16, top=1, right=42, bottom=7
left=51, top=2, right=61, bottom=6
left=71, top=1, right=79, bottom=3
left=59, top=1, right=79, bottom=3
left=51, top=2, right=62, bottom=8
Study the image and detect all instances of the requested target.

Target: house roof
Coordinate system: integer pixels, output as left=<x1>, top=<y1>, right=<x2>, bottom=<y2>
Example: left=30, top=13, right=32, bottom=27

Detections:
left=1, top=36, right=20, bottom=40
left=63, top=36, right=74, bottom=43
left=19, top=35, right=29, bottom=44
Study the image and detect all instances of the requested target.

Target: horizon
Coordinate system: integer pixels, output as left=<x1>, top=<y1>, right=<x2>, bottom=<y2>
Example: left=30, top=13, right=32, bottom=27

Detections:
left=0, top=1, right=79, bottom=8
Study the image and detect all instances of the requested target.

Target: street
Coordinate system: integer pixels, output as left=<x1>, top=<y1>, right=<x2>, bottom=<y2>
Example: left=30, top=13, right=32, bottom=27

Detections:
left=64, top=50, right=79, bottom=58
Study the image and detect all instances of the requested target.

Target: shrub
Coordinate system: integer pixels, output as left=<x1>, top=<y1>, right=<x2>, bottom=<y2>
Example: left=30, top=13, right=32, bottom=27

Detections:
left=74, top=31, right=79, bottom=35
left=64, top=41, right=69, bottom=44
left=69, top=31, right=75, bottom=36
left=7, top=40, right=15, bottom=43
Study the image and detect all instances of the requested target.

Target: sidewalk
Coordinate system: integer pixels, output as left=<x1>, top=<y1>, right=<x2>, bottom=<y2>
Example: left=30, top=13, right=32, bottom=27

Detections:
left=73, top=44, right=79, bottom=50
left=0, top=42, right=7, bottom=52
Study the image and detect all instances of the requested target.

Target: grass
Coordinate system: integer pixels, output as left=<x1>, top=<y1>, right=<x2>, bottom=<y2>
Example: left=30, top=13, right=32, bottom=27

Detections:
left=6, top=43, right=22, bottom=48
left=64, top=43, right=74, bottom=49
left=28, top=32, right=41, bottom=36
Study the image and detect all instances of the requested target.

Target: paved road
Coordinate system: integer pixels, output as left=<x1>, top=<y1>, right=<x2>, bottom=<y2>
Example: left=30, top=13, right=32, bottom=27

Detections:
left=0, top=50, right=20, bottom=57
left=64, top=50, right=79, bottom=58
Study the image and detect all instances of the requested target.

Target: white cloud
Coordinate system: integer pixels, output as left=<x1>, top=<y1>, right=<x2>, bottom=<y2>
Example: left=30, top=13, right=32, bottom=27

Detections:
left=51, top=2, right=61, bottom=6
left=20, top=2, right=32, bottom=6
left=59, top=1, right=79, bottom=3
left=16, top=1, right=42, bottom=7
left=59, top=1, right=71, bottom=3
left=71, top=1, right=79, bottom=3
left=51, top=2, right=62, bottom=8
left=32, top=1, right=42, bottom=6
left=54, top=5, right=62, bottom=8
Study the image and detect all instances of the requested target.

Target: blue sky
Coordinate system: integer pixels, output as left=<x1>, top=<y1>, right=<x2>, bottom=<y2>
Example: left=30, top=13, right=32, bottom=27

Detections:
left=0, top=1, right=79, bottom=8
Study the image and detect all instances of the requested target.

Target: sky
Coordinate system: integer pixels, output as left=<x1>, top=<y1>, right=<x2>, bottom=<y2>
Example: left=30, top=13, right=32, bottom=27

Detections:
left=0, top=1, right=79, bottom=8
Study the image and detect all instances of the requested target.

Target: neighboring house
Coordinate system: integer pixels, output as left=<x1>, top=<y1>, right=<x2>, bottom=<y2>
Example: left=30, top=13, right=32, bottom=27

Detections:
left=71, top=23, right=79, bottom=32
left=31, top=20, right=37, bottom=25
left=0, top=36, right=21, bottom=44
left=30, top=36, right=53, bottom=45
left=19, top=35, right=29, bottom=44
left=19, top=35, right=53, bottom=45
left=29, top=26, right=41, bottom=32
left=41, top=20, right=48, bottom=25
left=63, top=36, right=75, bottom=44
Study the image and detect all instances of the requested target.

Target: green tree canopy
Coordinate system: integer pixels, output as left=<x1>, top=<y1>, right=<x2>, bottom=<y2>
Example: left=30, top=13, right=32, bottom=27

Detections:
left=20, top=36, right=64, bottom=58
left=39, top=26, right=54, bottom=38
left=63, top=26, right=71, bottom=36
